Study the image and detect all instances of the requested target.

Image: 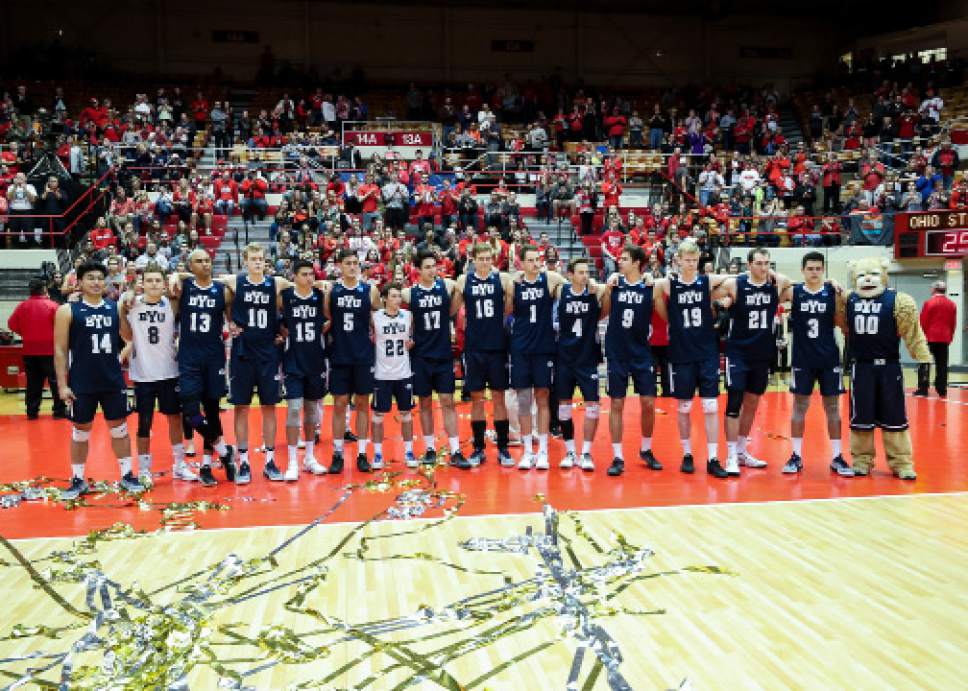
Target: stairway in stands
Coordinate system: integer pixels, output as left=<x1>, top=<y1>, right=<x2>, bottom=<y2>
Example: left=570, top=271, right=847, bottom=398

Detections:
left=524, top=217, right=585, bottom=263
left=779, top=105, right=805, bottom=147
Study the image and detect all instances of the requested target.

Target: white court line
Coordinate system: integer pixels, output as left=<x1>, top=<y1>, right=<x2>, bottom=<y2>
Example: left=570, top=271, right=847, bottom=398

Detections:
left=10, top=490, right=968, bottom=543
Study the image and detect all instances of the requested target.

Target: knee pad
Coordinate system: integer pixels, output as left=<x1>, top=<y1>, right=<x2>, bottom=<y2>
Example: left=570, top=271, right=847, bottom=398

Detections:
left=516, top=389, right=534, bottom=419
left=286, top=398, right=303, bottom=427
left=400, top=411, right=412, bottom=423
left=109, top=422, right=129, bottom=439
left=677, top=400, right=694, bottom=415
left=558, top=403, right=574, bottom=421
left=725, top=389, right=744, bottom=418
left=584, top=402, right=600, bottom=419
left=701, top=398, right=717, bottom=415
left=371, top=412, right=384, bottom=425
left=71, top=427, right=91, bottom=442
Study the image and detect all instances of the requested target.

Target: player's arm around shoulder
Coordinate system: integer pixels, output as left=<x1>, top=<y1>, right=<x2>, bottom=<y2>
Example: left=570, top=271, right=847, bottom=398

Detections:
left=545, top=270, right=566, bottom=297
left=53, top=304, right=74, bottom=398
left=370, top=283, right=381, bottom=311
left=118, top=290, right=137, bottom=342
left=713, top=276, right=737, bottom=307
left=652, top=277, right=669, bottom=320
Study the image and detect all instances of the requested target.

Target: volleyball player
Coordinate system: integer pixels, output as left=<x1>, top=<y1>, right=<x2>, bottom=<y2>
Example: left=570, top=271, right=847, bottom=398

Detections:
left=555, top=257, right=605, bottom=471
left=371, top=283, right=416, bottom=469
left=451, top=243, right=515, bottom=468
left=54, top=261, right=139, bottom=499
left=652, top=239, right=731, bottom=478
left=719, top=248, right=792, bottom=476
left=119, top=263, right=196, bottom=484
left=602, top=244, right=662, bottom=477
left=402, top=250, right=464, bottom=468
left=217, top=243, right=288, bottom=484
left=169, top=249, right=234, bottom=487
left=280, top=259, right=330, bottom=480
left=779, top=252, right=853, bottom=476
left=325, top=248, right=381, bottom=473
left=511, top=245, right=565, bottom=471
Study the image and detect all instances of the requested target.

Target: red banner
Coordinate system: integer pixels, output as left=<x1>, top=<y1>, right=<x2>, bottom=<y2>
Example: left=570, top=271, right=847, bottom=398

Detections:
left=342, top=131, right=433, bottom=147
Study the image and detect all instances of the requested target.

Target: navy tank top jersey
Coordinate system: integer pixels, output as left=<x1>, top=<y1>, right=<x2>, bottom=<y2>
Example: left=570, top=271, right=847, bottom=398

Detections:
left=667, top=273, right=718, bottom=363
left=463, top=271, right=506, bottom=352
left=230, top=274, right=279, bottom=358
left=281, top=287, right=327, bottom=374
left=328, top=280, right=374, bottom=365
left=512, top=272, right=555, bottom=354
left=726, top=274, right=778, bottom=361
left=178, top=278, right=226, bottom=364
left=846, top=290, right=899, bottom=362
left=605, top=277, right=653, bottom=361
left=410, top=279, right=452, bottom=361
left=556, top=284, right=601, bottom=366
left=68, top=300, right=125, bottom=393
left=790, top=282, right=839, bottom=368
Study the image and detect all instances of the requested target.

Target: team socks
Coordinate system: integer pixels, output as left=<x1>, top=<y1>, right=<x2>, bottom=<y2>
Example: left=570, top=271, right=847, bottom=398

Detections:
left=358, top=438, right=368, bottom=455
left=265, top=447, right=274, bottom=464
left=681, top=439, right=692, bottom=455
left=214, top=439, right=228, bottom=457
left=640, top=438, right=652, bottom=453
left=72, top=463, right=85, bottom=479
left=334, top=439, right=344, bottom=454
left=471, top=420, right=486, bottom=450
left=424, top=435, right=435, bottom=451
left=448, top=437, right=460, bottom=454
left=374, top=442, right=383, bottom=456
left=581, top=439, right=592, bottom=455
left=304, top=439, right=315, bottom=459
left=792, top=437, right=803, bottom=455
left=118, top=457, right=132, bottom=476
left=612, top=443, right=623, bottom=460
left=831, top=439, right=842, bottom=458
left=404, top=440, right=413, bottom=455
left=538, top=434, right=548, bottom=455
left=288, top=446, right=298, bottom=465
left=707, top=443, right=718, bottom=460
left=172, top=443, right=186, bottom=465
left=494, top=419, right=510, bottom=449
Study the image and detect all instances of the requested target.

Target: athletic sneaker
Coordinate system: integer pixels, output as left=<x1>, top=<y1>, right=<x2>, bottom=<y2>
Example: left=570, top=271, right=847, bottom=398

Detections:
left=782, top=453, right=803, bottom=474
left=830, top=455, right=855, bottom=477
left=507, top=435, right=522, bottom=447
left=173, top=463, right=199, bottom=482
left=518, top=452, right=536, bottom=470
left=498, top=447, right=514, bottom=467
left=640, top=449, right=663, bottom=471
left=405, top=452, right=419, bottom=469
left=303, top=458, right=328, bottom=475
left=468, top=447, right=486, bottom=467
left=236, top=460, right=252, bottom=485
left=329, top=452, right=345, bottom=474
left=185, top=443, right=196, bottom=457
left=606, top=458, right=624, bottom=476
left=284, top=464, right=299, bottom=482
left=198, top=465, right=217, bottom=487
left=422, top=449, right=437, bottom=466
left=62, top=476, right=89, bottom=500
left=707, top=458, right=729, bottom=478
left=580, top=453, right=595, bottom=472
left=535, top=453, right=549, bottom=470
left=680, top=454, right=695, bottom=474
left=356, top=453, right=371, bottom=473
left=560, top=451, right=577, bottom=469
left=724, top=457, right=741, bottom=477
left=738, top=452, right=768, bottom=469
left=451, top=451, right=472, bottom=469
left=371, top=453, right=385, bottom=470
left=263, top=460, right=284, bottom=482
left=344, top=430, right=358, bottom=442
left=220, top=446, right=236, bottom=483
left=120, top=472, right=144, bottom=493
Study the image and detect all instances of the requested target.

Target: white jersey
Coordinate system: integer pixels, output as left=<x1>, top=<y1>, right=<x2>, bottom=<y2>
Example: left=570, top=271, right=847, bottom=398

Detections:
left=373, top=309, right=412, bottom=380
left=126, top=296, right=179, bottom=382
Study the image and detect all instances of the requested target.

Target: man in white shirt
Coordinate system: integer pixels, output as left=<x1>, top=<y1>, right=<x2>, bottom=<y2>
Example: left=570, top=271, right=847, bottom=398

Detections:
left=135, top=242, right=170, bottom=271
left=737, top=164, right=762, bottom=194
left=6, top=172, right=37, bottom=244
left=370, top=283, right=416, bottom=469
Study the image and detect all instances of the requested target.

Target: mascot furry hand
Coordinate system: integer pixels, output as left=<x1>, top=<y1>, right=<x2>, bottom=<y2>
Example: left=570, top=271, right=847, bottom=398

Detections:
left=840, top=258, right=932, bottom=480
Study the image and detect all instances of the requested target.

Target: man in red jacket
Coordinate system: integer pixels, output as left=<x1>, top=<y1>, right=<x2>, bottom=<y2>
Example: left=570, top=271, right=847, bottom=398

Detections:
left=916, top=281, right=957, bottom=397
left=7, top=278, right=67, bottom=419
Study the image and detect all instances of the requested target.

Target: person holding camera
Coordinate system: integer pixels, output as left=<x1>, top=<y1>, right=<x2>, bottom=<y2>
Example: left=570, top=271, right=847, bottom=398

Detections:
left=6, top=172, right=37, bottom=247
left=8, top=278, right=67, bottom=419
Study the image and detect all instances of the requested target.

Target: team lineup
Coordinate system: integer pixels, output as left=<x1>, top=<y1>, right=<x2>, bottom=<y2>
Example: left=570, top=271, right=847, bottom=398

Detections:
left=52, top=239, right=923, bottom=499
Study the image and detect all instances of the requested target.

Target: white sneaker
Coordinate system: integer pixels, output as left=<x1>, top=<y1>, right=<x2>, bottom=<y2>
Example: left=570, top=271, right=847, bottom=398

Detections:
left=303, top=458, right=328, bottom=475
left=371, top=453, right=385, bottom=470
left=173, top=463, right=198, bottom=482
left=518, top=453, right=536, bottom=470
left=405, top=453, right=420, bottom=469
left=738, top=452, right=768, bottom=469
left=560, top=451, right=577, bottom=469
left=535, top=453, right=549, bottom=470
left=580, top=453, right=595, bottom=472
left=284, top=464, right=299, bottom=482
left=725, top=456, right=741, bottom=477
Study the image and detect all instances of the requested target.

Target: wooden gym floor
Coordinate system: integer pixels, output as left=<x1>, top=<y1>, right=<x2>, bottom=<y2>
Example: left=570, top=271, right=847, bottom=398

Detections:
left=0, top=372, right=966, bottom=688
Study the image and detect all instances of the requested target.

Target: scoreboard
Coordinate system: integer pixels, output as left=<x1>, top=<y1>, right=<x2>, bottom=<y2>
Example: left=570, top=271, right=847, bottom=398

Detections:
left=894, top=211, right=968, bottom=258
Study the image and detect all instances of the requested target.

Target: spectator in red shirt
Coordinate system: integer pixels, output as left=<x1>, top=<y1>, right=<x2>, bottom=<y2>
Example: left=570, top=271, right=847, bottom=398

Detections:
left=821, top=153, right=842, bottom=214
left=437, top=179, right=459, bottom=229
left=603, top=108, right=627, bottom=150
left=7, top=278, right=67, bottom=419
left=600, top=217, right=625, bottom=276
left=649, top=309, right=670, bottom=397
left=915, top=282, right=957, bottom=398
left=213, top=171, right=239, bottom=216
left=358, top=173, right=382, bottom=231
left=89, top=219, right=116, bottom=250
left=241, top=170, right=269, bottom=221
left=601, top=176, right=622, bottom=210
left=191, top=92, right=209, bottom=124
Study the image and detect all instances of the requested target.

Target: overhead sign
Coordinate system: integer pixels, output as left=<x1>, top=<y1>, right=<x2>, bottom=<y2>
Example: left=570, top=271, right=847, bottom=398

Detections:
left=342, top=131, right=433, bottom=148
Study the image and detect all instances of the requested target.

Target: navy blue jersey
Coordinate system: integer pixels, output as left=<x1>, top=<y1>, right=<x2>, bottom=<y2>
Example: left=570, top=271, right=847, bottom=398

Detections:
left=605, top=277, right=653, bottom=361
left=846, top=290, right=899, bottom=362
left=178, top=278, right=226, bottom=365
left=464, top=271, right=506, bottom=353
left=512, top=273, right=555, bottom=355
left=556, top=284, right=601, bottom=366
left=328, top=280, right=374, bottom=365
left=410, top=279, right=452, bottom=360
left=726, top=274, right=778, bottom=361
left=667, top=273, right=718, bottom=363
left=281, top=287, right=327, bottom=375
left=230, top=274, right=279, bottom=358
left=68, top=300, right=125, bottom=393
left=790, top=282, right=839, bottom=368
